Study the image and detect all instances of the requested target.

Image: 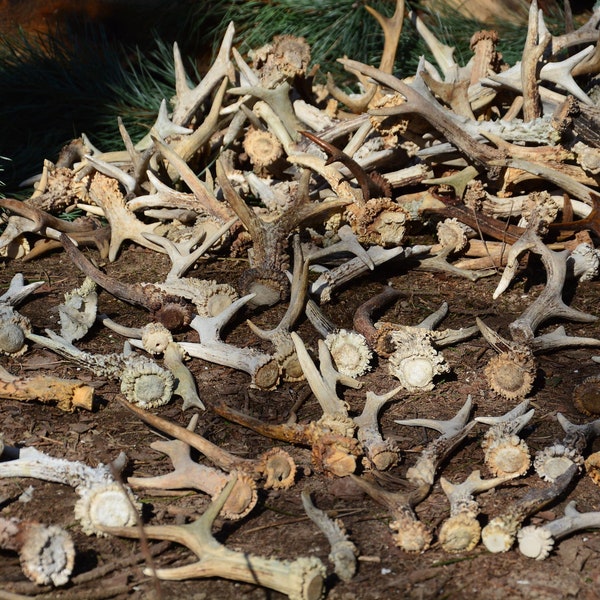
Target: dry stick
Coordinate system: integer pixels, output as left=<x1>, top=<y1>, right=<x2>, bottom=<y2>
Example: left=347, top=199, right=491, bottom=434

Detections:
left=109, top=464, right=164, bottom=600
left=243, top=509, right=364, bottom=535
left=72, top=541, right=172, bottom=585
left=39, top=586, right=132, bottom=600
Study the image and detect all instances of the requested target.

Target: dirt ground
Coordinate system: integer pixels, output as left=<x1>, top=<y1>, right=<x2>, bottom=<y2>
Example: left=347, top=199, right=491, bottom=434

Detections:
left=0, top=240, right=599, bottom=600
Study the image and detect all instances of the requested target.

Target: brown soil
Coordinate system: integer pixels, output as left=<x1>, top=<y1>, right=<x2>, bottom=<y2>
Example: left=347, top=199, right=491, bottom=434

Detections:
left=0, top=242, right=599, bottom=600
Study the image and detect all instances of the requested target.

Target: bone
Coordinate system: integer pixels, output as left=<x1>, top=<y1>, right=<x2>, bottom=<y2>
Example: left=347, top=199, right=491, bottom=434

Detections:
left=395, top=396, right=475, bottom=487
left=534, top=413, right=600, bottom=482
left=83, top=142, right=146, bottom=197
left=518, top=500, right=600, bottom=560
left=117, top=397, right=296, bottom=490
left=573, top=374, right=600, bottom=417
left=481, top=462, right=579, bottom=553
left=520, top=0, right=550, bottom=121
left=539, top=45, right=595, bottom=105
left=438, top=470, right=518, bottom=553
left=306, top=224, right=375, bottom=270
left=127, top=414, right=257, bottom=520
left=585, top=450, right=600, bottom=485
left=0, top=364, right=94, bottom=412
left=210, top=393, right=362, bottom=478
left=531, top=326, right=600, bottom=354
left=126, top=170, right=198, bottom=212
left=103, top=477, right=326, bottom=598
left=162, top=342, right=205, bottom=411
left=326, top=72, right=377, bottom=114
left=301, top=489, right=357, bottom=582
left=0, top=442, right=138, bottom=536
left=0, top=516, right=75, bottom=586
left=475, top=400, right=534, bottom=477
left=0, top=273, right=44, bottom=306
left=60, top=233, right=191, bottom=332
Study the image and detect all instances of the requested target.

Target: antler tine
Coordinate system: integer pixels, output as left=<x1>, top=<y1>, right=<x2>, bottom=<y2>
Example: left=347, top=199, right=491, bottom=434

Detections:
left=540, top=45, right=595, bottom=104
left=408, top=9, right=457, bottom=81
left=156, top=138, right=232, bottom=222
left=521, top=0, right=550, bottom=121
left=244, top=236, right=311, bottom=381
left=350, top=473, right=433, bottom=552
left=395, top=395, right=473, bottom=438
left=0, top=198, right=100, bottom=241
left=518, top=500, right=600, bottom=560
left=475, top=399, right=531, bottom=426
left=340, top=58, right=505, bottom=171
left=127, top=413, right=257, bottom=520
left=0, top=273, right=45, bottom=306
left=143, top=216, right=237, bottom=281
left=182, top=296, right=280, bottom=390
left=247, top=235, right=309, bottom=341
left=169, top=77, right=229, bottom=166
left=550, top=5, right=600, bottom=54
left=172, top=21, right=235, bottom=126
left=510, top=237, right=598, bottom=342
left=482, top=462, right=579, bottom=553
left=365, top=0, right=405, bottom=75
left=301, top=489, right=357, bottom=582
left=291, top=332, right=360, bottom=418
left=103, top=477, right=326, bottom=599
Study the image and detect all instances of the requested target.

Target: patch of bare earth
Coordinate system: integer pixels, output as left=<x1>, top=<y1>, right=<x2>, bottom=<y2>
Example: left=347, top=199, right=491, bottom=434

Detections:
left=1, top=244, right=599, bottom=600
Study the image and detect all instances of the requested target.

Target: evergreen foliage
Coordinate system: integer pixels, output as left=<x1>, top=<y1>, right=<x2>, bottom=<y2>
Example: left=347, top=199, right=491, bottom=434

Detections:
left=0, top=0, right=575, bottom=195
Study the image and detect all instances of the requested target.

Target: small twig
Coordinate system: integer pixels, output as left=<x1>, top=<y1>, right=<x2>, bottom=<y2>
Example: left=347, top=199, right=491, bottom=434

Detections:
left=36, top=584, right=132, bottom=600
left=242, top=509, right=365, bottom=535
left=72, top=541, right=171, bottom=585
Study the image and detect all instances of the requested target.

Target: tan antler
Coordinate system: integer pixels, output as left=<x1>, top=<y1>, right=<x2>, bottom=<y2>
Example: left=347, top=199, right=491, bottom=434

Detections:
left=102, top=477, right=326, bottom=600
